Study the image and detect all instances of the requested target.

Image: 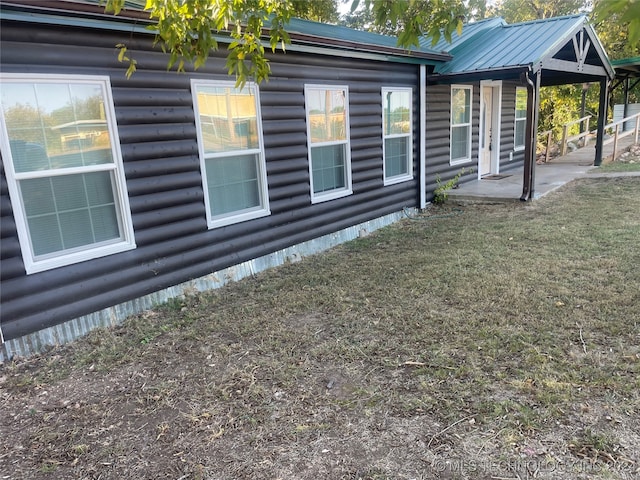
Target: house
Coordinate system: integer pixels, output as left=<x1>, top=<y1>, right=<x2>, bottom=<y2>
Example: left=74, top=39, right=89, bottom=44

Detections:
left=422, top=14, right=614, bottom=199
left=611, top=57, right=640, bottom=131
left=0, top=1, right=614, bottom=359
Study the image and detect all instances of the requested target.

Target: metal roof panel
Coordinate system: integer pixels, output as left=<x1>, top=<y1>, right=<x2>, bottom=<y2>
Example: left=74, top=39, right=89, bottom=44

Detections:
left=434, top=14, right=589, bottom=74
left=419, top=16, right=506, bottom=53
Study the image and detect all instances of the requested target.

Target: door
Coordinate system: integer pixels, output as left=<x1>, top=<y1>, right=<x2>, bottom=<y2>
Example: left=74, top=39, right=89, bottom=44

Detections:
left=480, top=86, right=493, bottom=176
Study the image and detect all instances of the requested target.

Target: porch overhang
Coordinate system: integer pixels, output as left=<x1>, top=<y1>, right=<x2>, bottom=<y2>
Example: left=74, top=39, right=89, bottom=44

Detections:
left=426, top=14, right=614, bottom=201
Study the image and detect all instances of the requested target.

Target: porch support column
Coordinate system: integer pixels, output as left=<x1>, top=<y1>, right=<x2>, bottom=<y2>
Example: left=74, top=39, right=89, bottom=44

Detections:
left=419, top=64, right=427, bottom=209
left=520, top=70, right=540, bottom=201
left=623, top=77, right=630, bottom=131
left=594, top=77, right=609, bottom=166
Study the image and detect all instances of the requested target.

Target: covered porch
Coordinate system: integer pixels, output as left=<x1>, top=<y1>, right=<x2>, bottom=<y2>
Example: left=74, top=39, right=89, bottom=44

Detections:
left=426, top=14, right=615, bottom=202
left=446, top=133, right=639, bottom=203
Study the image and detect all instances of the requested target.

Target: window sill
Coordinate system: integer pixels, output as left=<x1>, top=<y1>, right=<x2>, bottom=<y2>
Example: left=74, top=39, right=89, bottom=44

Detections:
left=450, top=158, right=472, bottom=166
left=208, top=207, right=271, bottom=229
left=311, top=188, right=353, bottom=204
left=384, top=174, right=413, bottom=186
left=25, top=241, right=136, bottom=275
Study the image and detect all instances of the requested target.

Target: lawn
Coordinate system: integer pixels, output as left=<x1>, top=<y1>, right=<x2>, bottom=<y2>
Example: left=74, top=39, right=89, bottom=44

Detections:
left=1, top=177, right=639, bottom=480
left=591, top=162, right=640, bottom=173
left=592, top=144, right=640, bottom=173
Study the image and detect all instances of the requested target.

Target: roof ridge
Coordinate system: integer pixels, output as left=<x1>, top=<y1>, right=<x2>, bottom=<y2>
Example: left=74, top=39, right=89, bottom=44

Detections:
left=505, top=13, right=586, bottom=28
left=462, top=16, right=506, bottom=27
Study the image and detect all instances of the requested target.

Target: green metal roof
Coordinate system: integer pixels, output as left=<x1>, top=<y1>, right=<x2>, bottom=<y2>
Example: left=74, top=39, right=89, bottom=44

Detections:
left=430, top=14, right=613, bottom=80
left=611, top=56, right=640, bottom=75
left=421, top=17, right=506, bottom=54
left=284, top=17, right=447, bottom=62
left=611, top=56, right=640, bottom=67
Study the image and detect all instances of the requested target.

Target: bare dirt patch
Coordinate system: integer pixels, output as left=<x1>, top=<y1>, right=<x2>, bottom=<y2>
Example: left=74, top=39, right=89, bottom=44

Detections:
left=2, top=177, right=640, bottom=479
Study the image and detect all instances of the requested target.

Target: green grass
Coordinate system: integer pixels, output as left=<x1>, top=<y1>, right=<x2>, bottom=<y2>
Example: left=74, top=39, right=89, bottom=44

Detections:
left=2, top=177, right=639, bottom=480
left=591, top=161, right=640, bottom=173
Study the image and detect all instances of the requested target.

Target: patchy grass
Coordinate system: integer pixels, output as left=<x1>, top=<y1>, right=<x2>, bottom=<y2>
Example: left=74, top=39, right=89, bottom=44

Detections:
left=594, top=144, right=640, bottom=173
left=1, top=177, right=639, bottom=480
left=591, top=162, right=640, bottom=173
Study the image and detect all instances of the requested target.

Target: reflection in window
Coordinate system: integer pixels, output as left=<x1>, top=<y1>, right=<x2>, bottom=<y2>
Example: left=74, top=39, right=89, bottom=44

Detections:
left=450, top=86, right=472, bottom=164
left=304, top=85, right=352, bottom=202
left=192, top=81, right=270, bottom=228
left=196, top=86, right=259, bottom=154
left=514, top=87, right=527, bottom=150
left=382, top=88, right=412, bottom=184
left=0, top=75, right=135, bottom=273
left=2, top=82, right=112, bottom=172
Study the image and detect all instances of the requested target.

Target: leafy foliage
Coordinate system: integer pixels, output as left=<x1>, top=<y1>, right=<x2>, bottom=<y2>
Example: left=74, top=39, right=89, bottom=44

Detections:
left=489, top=0, right=587, bottom=22
left=433, top=167, right=468, bottom=204
left=105, top=0, right=294, bottom=87
left=102, top=0, right=637, bottom=126
left=591, top=0, right=640, bottom=50
left=290, top=0, right=339, bottom=22
left=104, top=0, right=466, bottom=85
left=345, top=0, right=466, bottom=46
left=538, top=84, right=600, bottom=141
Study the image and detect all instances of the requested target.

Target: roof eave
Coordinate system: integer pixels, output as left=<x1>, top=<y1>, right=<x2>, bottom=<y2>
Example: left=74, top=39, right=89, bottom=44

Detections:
left=285, top=31, right=450, bottom=63
left=0, top=1, right=450, bottom=66
left=429, top=65, right=530, bottom=84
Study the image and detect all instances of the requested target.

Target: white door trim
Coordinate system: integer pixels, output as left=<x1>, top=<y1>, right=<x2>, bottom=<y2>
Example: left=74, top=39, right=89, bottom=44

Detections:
left=478, top=80, right=502, bottom=179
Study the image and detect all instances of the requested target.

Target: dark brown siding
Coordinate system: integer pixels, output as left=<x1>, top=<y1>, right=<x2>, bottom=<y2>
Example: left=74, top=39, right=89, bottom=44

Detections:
left=0, top=19, right=421, bottom=340
left=425, top=80, right=525, bottom=196
left=425, top=83, right=479, bottom=196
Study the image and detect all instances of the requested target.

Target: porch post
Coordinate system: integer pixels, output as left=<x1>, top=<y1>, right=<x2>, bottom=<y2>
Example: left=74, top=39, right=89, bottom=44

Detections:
left=594, top=77, right=609, bottom=166
left=521, top=70, right=540, bottom=201
left=623, top=77, right=630, bottom=131
left=419, top=64, right=427, bottom=209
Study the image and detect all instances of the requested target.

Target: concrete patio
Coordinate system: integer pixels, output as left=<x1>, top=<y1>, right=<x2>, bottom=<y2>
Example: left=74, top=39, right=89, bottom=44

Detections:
left=446, top=135, right=639, bottom=203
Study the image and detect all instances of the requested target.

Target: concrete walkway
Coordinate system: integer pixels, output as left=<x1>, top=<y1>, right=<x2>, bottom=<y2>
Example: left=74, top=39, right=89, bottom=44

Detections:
left=446, top=135, right=640, bottom=203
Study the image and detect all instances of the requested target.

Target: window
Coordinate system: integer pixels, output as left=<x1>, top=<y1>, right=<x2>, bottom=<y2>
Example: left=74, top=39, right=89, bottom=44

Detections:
left=382, top=88, right=413, bottom=185
left=304, top=85, right=352, bottom=203
left=514, top=87, right=527, bottom=150
left=192, top=80, right=270, bottom=228
left=0, top=74, right=135, bottom=274
left=450, top=85, right=472, bottom=165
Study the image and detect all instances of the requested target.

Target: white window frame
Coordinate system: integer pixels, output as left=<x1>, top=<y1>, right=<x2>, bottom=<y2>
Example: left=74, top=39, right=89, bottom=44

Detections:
left=514, top=87, right=527, bottom=151
left=304, top=84, right=352, bottom=203
left=450, top=84, right=473, bottom=166
left=0, top=73, right=135, bottom=274
left=191, top=79, right=270, bottom=229
left=382, top=87, right=413, bottom=185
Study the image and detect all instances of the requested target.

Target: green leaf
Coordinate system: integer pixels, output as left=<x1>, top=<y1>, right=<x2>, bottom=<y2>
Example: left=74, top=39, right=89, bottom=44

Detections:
left=116, top=44, right=126, bottom=62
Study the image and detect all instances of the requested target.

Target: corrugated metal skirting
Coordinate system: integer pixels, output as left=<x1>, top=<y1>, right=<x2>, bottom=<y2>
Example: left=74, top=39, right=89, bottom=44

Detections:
left=0, top=208, right=414, bottom=362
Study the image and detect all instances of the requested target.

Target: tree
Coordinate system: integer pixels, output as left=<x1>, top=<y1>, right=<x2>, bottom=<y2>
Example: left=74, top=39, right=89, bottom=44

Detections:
left=591, top=0, right=640, bottom=51
left=290, top=0, right=339, bottom=22
left=489, top=0, right=587, bottom=23
left=341, top=0, right=475, bottom=40
left=105, top=0, right=465, bottom=86
left=106, top=0, right=295, bottom=85
left=353, top=0, right=467, bottom=47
